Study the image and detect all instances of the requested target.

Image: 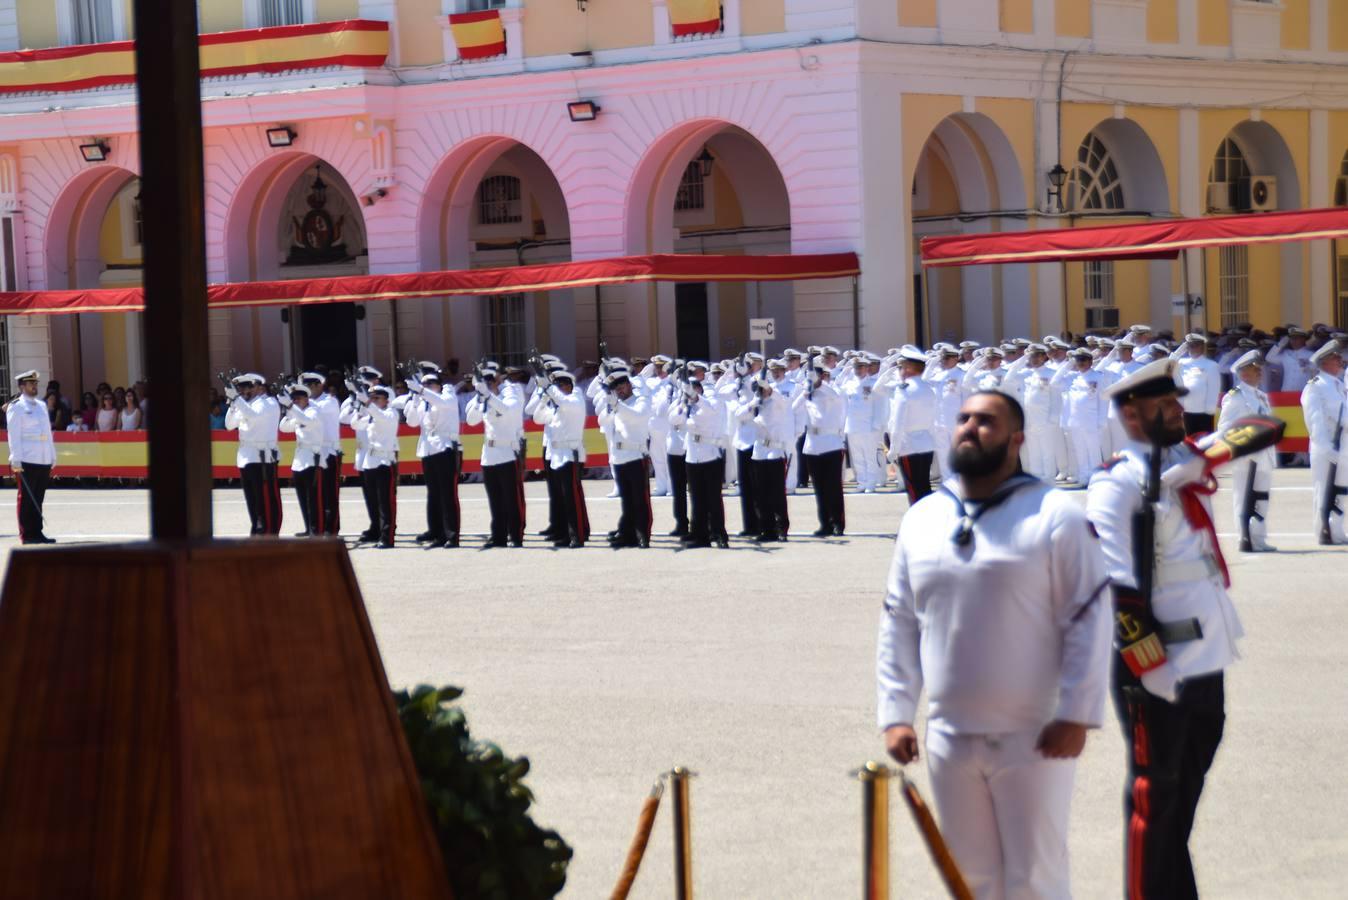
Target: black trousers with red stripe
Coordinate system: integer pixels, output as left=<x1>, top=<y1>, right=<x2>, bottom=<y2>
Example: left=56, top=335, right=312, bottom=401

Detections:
left=1112, top=664, right=1225, bottom=900
left=241, top=460, right=282, bottom=536
left=554, top=460, right=590, bottom=544
left=293, top=467, right=319, bottom=535
left=897, top=451, right=935, bottom=506
left=736, top=447, right=759, bottom=534
left=15, top=462, right=50, bottom=543
left=483, top=460, right=524, bottom=544
left=686, top=459, right=726, bottom=544
left=805, top=450, right=845, bottom=533
left=422, top=448, right=461, bottom=542
left=367, top=463, right=398, bottom=546
left=318, top=452, right=341, bottom=535
left=752, top=457, right=789, bottom=538
left=613, top=458, right=652, bottom=544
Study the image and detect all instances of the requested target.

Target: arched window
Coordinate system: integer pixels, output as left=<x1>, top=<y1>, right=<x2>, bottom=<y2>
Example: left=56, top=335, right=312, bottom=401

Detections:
left=477, top=175, right=522, bottom=225
left=1210, top=138, right=1251, bottom=326
left=1070, top=134, right=1125, bottom=212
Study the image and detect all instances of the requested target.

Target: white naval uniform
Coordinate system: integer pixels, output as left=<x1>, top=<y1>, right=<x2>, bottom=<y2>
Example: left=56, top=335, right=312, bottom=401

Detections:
left=878, top=477, right=1111, bottom=900
left=1004, top=359, right=1057, bottom=479
left=225, top=393, right=281, bottom=467
left=533, top=385, right=587, bottom=467
left=885, top=375, right=936, bottom=459
left=1054, top=366, right=1108, bottom=485
left=1267, top=339, right=1315, bottom=392
left=309, top=390, right=342, bottom=460
left=340, top=394, right=370, bottom=469
left=465, top=383, right=525, bottom=466
left=645, top=375, right=672, bottom=496
left=844, top=375, right=885, bottom=491
left=1300, top=372, right=1348, bottom=542
left=677, top=391, right=725, bottom=465
left=1217, top=382, right=1277, bottom=549
left=279, top=403, right=325, bottom=472
left=1176, top=354, right=1223, bottom=424
left=6, top=393, right=55, bottom=468
left=925, top=365, right=964, bottom=475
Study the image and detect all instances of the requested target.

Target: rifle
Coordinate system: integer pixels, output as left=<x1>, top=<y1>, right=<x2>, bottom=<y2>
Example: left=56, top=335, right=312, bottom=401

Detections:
left=1240, top=459, right=1258, bottom=552
left=1134, top=414, right=1164, bottom=609
left=1323, top=399, right=1344, bottom=544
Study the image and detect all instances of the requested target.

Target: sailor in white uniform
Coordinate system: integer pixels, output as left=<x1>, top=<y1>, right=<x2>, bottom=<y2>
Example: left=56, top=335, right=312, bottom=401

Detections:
left=1300, top=340, right=1348, bottom=545
left=225, top=372, right=282, bottom=536
left=885, top=348, right=937, bottom=507
left=7, top=370, right=56, bottom=544
left=277, top=382, right=325, bottom=537
left=354, top=385, right=401, bottom=549
left=878, top=390, right=1111, bottom=900
left=1217, top=350, right=1278, bottom=552
left=1173, top=334, right=1223, bottom=435
left=1054, top=349, right=1109, bottom=486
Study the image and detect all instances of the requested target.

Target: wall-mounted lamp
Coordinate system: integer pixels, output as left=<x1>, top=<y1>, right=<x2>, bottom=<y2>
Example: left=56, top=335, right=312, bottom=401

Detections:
left=577, top=0, right=587, bottom=9
left=696, top=147, right=715, bottom=178
left=79, top=141, right=110, bottom=163
left=266, top=126, right=297, bottom=148
left=362, top=188, right=388, bottom=207
left=1046, top=163, right=1068, bottom=213
left=567, top=100, right=601, bottom=122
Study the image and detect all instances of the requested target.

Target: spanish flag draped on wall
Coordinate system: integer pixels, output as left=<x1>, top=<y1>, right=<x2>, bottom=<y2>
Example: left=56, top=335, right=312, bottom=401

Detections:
left=448, top=10, right=507, bottom=60
left=669, top=0, right=721, bottom=37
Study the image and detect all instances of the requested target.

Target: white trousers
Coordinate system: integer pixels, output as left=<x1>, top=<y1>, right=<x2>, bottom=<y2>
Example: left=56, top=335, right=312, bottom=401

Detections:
left=1230, top=454, right=1274, bottom=549
left=926, top=728, right=1075, bottom=900
left=847, top=431, right=883, bottom=491
left=724, top=442, right=738, bottom=486
left=1067, top=426, right=1102, bottom=485
left=1021, top=426, right=1056, bottom=480
left=786, top=447, right=799, bottom=492
left=932, top=426, right=952, bottom=479
left=649, top=431, right=670, bottom=494
left=1051, top=424, right=1072, bottom=480
left=1310, top=445, right=1348, bottom=542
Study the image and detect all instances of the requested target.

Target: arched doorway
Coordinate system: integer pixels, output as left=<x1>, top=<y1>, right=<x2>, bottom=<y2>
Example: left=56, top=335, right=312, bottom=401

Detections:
left=911, top=113, right=1029, bottom=344
left=1334, top=149, right=1348, bottom=327
left=416, top=138, right=571, bottom=365
left=42, top=165, right=145, bottom=396
left=1206, top=121, right=1302, bottom=328
left=1066, top=119, right=1172, bottom=331
left=223, top=153, right=368, bottom=374
left=627, top=120, right=791, bottom=358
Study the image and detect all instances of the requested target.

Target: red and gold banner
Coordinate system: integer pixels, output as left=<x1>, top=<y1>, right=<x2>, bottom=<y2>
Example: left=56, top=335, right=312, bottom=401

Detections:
left=448, top=10, right=506, bottom=60
left=0, top=252, right=862, bottom=316
left=669, top=0, right=722, bottom=36
left=0, top=20, right=389, bottom=95
left=0, top=419, right=611, bottom=480
left=920, top=208, right=1348, bottom=269
left=1267, top=392, right=1307, bottom=453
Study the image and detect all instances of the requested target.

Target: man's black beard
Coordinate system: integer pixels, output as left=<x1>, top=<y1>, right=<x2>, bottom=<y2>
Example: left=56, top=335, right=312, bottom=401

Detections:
left=949, top=438, right=1011, bottom=478
left=1142, top=419, right=1186, bottom=448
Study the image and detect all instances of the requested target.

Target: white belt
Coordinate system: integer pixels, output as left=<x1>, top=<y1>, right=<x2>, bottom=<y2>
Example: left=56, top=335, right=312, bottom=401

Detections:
left=1156, top=556, right=1222, bottom=587
left=616, top=441, right=644, bottom=451
left=550, top=441, right=582, bottom=451
left=485, top=438, right=516, bottom=448
left=808, top=427, right=842, bottom=437
left=762, top=440, right=788, bottom=451
left=19, top=433, right=49, bottom=442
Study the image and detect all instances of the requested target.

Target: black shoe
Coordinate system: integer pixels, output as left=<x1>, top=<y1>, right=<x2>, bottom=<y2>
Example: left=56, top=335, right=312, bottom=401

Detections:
left=737, top=529, right=757, bottom=538
left=444, top=537, right=460, bottom=548
left=359, top=530, right=379, bottom=542
left=425, top=539, right=446, bottom=549
left=684, top=540, right=711, bottom=549
left=668, top=527, right=688, bottom=538
left=482, top=538, right=507, bottom=549
left=510, top=539, right=524, bottom=548
left=569, top=539, right=584, bottom=549
left=610, top=536, right=638, bottom=549
left=637, top=536, right=650, bottom=548
left=377, top=541, right=394, bottom=549
left=755, top=533, right=779, bottom=543
left=716, top=538, right=730, bottom=549
left=294, top=531, right=312, bottom=538
left=415, top=531, right=435, bottom=543
left=812, top=527, right=831, bottom=538
left=1239, top=538, right=1254, bottom=553
left=539, top=528, right=557, bottom=538
left=832, top=524, right=845, bottom=537
left=607, top=529, right=620, bottom=540
left=25, top=536, right=55, bottom=545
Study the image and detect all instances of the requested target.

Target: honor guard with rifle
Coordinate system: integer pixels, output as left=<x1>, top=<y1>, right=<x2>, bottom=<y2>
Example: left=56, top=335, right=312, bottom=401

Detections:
left=792, top=355, right=846, bottom=537
left=597, top=367, right=653, bottom=549
left=643, top=354, right=674, bottom=498
left=355, top=384, right=400, bottom=548
left=524, top=352, right=566, bottom=538
left=879, top=390, right=1112, bottom=900
left=530, top=367, right=590, bottom=548
left=340, top=366, right=384, bottom=542
left=465, top=360, right=526, bottom=548
left=1087, top=358, right=1284, bottom=900
left=277, top=382, right=325, bottom=536
left=1218, top=351, right=1279, bottom=552
left=301, top=371, right=342, bottom=535
left=668, top=362, right=729, bottom=548
left=716, top=352, right=765, bottom=536
left=8, top=369, right=56, bottom=544
left=1301, top=340, right=1347, bottom=545
left=224, top=372, right=282, bottom=536
left=734, top=368, right=794, bottom=542
left=404, top=367, right=462, bottom=548
left=653, top=359, right=691, bottom=537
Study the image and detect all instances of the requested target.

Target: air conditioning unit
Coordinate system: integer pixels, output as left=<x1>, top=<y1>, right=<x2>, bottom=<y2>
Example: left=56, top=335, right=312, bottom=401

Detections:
left=1248, top=175, right=1278, bottom=212
left=1208, top=182, right=1235, bottom=213
left=1086, top=307, right=1120, bottom=331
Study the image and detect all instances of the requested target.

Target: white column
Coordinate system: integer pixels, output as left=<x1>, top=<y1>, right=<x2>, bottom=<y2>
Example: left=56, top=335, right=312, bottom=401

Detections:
left=651, top=0, right=672, bottom=46
left=858, top=77, right=906, bottom=349
left=1309, top=108, right=1332, bottom=325
left=1035, top=99, right=1066, bottom=336
left=1033, top=0, right=1056, bottom=46
left=1178, top=106, right=1203, bottom=330
left=1311, top=0, right=1329, bottom=54
left=1177, top=0, right=1198, bottom=49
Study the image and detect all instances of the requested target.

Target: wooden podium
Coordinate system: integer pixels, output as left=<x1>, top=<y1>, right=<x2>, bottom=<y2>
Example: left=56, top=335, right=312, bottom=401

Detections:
left=0, top=540, right=452, bottom=899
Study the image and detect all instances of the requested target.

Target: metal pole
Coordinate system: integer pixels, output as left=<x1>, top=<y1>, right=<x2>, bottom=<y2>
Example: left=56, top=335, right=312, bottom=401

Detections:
left=132, top=0, right=213, bottom=540
left=670, top=766, right=694, bottom=900
left=919, top=265, right=932, bottom=349
left=857, top=761, right=891, bottom=900
left=1181, top=246, right=1193, bottom=337
left=851, top=276, right=861, bottom=349
left=595, top=284, right=604, bottom=356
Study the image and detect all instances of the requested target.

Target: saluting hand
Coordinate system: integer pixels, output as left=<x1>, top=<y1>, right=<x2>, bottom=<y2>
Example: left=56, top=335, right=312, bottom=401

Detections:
left=883, top=724, right=919, bottom=765
left=1036, top=720, right=1088, bottom=759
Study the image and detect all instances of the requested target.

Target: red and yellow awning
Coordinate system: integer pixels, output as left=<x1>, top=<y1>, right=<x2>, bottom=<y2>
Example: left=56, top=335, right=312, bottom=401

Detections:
left=447, top=10, right=506, bottom=60
left=0, top=19, right=389, bottom=95
left=0, top=252, right=862, bottom=316
left=669, top=0, right=722, bottom=37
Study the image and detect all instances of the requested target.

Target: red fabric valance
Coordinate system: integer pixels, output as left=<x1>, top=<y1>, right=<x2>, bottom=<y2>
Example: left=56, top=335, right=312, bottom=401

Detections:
left=920, top=208, right=1348, bottom=268
left=0, top=252, right=861, bottom=316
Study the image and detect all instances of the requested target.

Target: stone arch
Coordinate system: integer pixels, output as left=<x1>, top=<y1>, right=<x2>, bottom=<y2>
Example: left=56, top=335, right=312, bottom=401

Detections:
left=1071, top=118, right=1170, bottom=214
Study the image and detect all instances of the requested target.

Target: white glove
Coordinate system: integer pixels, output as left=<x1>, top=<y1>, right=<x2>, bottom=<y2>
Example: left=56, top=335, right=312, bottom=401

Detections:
left=734, top=360, right=748, bottom=376
left=1140, top=663, right=1181, bottom=704
left=473, top=378, right=489, bottom=396
left=277, top=393, right=293, bottom=408
left=355, top=390, right=369, bottom=405
left=405, top=378, right=423, bottom=394
left=886, top=447, right=901, bottom=464
left=344, top=379, right=358, bottom=394
left=225, top=386, right=238, bottom=401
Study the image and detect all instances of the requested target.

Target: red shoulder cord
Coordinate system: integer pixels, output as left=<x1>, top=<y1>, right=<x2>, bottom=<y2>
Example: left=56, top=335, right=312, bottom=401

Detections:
left=1176, top=473, right=1231, bottom=589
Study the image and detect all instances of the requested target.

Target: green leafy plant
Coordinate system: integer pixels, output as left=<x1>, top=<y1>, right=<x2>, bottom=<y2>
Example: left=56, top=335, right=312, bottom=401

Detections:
left=395, top=685, right=572, bottom=900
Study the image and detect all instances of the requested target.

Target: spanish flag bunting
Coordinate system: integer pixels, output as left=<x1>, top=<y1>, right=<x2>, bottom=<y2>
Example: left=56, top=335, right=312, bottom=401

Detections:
left=669, top=0, right=721, bottom=37
left=449, top=10, right=507, bottom=60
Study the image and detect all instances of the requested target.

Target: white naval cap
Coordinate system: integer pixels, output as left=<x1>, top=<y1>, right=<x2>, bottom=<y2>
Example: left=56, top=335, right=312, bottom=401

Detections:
left=1184, top=332, right=1208, bottom=344
left=898, top=347, right=927, bottom=365
left=1028, top=343, right=1048, bottom=355
left=1311, top=340, right=1344, bottom=367
left=984, top=346, right=1005, bottom=359
left=357, top=366, right=382, bottom=381
left=1069, top=348, right=1092, bottom=361
left=745, top=351, right=765, bottom=363
left=686, top=359, right=709, bottom=371
left=14, top=369, right=39, bottom=383
left=550, top=370, right=575, bottom=383
left=370, top=384, right=393, bottom=399
left=651, top=354, right=672, bottom=365
left=959, top=341, right=980, bottom=350
left=811, top=355, right=829, bottom=371
left=767, top=357, right=787, bottom=370
left=300, top=371, right=325, bottom=383
left=1105, top=358, right=1190, bottom=402
left=233, top=372, right=266, bottom=386
left=783, top=348, right=803, bottom=359
left=417, top=360, right=442, bottom=372
left=420, top=371, right=442, bottom=384
left=1117, top=336, right=1136, bottom=349
left=1128, top=323, right=1153, bottom=335
left=1288, top=326, right=1309, bottom=338
left=1232, top=349, right=1264, bottom=371
left=286, top=382, right=311, bottom=397
left=605, top=370, right=632, bottom=387
left=822, top=345, right=841, bottom=356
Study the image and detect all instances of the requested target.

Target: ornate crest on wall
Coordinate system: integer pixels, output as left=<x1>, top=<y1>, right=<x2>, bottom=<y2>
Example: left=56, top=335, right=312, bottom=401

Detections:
left=286, top=165, right=351, bottom=266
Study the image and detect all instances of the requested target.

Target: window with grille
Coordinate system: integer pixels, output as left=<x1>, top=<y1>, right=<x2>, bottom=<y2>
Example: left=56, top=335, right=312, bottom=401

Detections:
left=483, top=293, right=527, bottom=365
left=1071, top=134, right=1125, bottom=211
left=259, top=0, right=304, bottom=27
left=1218, top=245, right=1250, bottom=329
left=477, top=175, right=522, bottom=226
left=1337, top=253, right=1348, bottom=329
left=1210, top=137, right=1251, bottom=211
left=464, top=0, right=507, bottom=10
left=675, top=161, right=705, bottom=212
left=71, top=0, right=115, bottom=44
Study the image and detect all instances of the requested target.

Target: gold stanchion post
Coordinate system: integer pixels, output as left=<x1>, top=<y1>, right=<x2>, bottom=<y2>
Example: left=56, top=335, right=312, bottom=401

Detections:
left=671, top=766, right=694, bottom=899
left=858, top=761, right=891, bottom=900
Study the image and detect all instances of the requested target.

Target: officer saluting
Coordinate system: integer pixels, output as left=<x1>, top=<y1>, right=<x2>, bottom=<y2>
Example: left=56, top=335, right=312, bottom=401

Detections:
left=1087, top=358, right=1281, bottom=900
left=7, top=370, right=56, bottom=544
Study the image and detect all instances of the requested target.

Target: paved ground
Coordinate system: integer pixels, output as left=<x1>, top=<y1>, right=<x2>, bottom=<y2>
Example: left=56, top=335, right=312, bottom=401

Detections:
left=0, top=468, right=1344, bottom=898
